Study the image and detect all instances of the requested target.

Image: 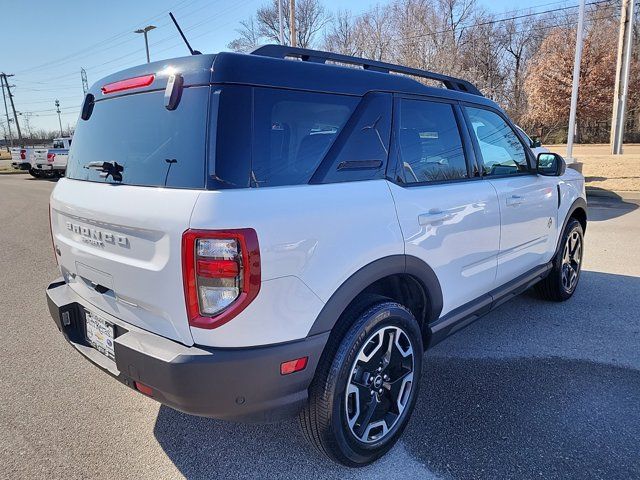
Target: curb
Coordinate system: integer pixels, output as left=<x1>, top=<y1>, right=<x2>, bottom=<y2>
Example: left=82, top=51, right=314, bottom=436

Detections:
left=586, top=187, right=640, bottom=201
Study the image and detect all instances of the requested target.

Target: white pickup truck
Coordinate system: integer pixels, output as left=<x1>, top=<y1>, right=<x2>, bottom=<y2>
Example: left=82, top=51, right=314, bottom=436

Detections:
left=11, top=146, right=49, bottom=176
left=11, top=137, right=72, bottom=178
left=34, top=137, right=72, bottom=178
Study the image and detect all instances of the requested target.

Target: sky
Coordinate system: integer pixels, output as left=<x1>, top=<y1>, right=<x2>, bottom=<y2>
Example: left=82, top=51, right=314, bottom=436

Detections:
left=1, top=0, right=561, bottom=133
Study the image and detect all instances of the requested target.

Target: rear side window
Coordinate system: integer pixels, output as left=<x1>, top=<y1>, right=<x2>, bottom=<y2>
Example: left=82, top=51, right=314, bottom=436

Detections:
left=67, top=87, right=208, bottom=188
left=397, top=99, right=468, bottom=184
left=251, top=88, right=358, bottom=187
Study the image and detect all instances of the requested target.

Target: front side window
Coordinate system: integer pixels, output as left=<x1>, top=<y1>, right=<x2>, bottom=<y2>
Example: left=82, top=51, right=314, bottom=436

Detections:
left=466, top=107, right=529, bottom=176
left=397, top=99, right=468, bottom=184
left=251, top=88, right=358, bottom=187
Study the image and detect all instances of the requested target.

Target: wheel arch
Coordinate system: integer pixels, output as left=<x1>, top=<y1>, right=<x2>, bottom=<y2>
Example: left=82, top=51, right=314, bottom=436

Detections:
left=307, top=255, right=443, bottom=342
left=556, top=197, right=587, bottom=255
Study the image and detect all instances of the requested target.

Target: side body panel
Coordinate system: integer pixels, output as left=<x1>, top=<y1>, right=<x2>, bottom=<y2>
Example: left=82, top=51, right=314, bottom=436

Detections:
left=489, top=174, right=559, bottom=285
left=388, top=181, right=501, bottom=316
left=189, top=180, right=404, bottom=347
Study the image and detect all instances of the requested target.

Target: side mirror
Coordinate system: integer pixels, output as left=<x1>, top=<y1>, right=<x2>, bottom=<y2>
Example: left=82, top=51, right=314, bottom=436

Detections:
left=537, top=152, right=566, bottom=176
left=531, top=137, right=542, bottom=148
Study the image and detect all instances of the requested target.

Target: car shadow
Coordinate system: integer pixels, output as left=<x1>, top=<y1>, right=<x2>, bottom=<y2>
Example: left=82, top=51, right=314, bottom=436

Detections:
left=153, top=271, right=640, bottom=479
left=587, top=192, right=638, bottom=221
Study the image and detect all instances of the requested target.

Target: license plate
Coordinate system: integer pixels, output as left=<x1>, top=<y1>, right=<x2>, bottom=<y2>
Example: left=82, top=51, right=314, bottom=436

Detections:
left=85, top=310, right=115, bottom=360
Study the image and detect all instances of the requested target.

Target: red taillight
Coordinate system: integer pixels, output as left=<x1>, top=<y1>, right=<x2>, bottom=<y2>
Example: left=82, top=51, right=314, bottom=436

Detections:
left=280, top=357, right=308, bottom=375
left=182, top=229, right=260, bottom=330
left=101, top=74, right=155, bottom=94
left=20, top=149, right=26, bottom=160
left=47, top=153, right=55, bottom=163
left=134, top=381, right=153, bottom=397
left=196, top=258, right=239, bottom=278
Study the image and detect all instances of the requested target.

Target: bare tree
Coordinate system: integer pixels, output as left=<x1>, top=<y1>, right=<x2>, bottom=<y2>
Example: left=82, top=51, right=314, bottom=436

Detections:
left=228, top=0, right=330, bottom=51
left=228, top=17, right=262, bottom=53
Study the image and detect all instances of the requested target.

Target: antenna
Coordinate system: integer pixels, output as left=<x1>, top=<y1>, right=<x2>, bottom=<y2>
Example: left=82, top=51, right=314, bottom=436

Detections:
left=169, top=12, right=201, bottom=55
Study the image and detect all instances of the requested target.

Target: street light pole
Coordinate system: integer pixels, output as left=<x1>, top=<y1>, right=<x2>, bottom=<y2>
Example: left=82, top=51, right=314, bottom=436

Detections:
left=55, top=99, right=63, bottom=137
left=134, top=25, right=156, bottom=63
left=566, top=0, right=585, bottom=162
left=278, top=0, right=284, bottom=44
left=290, top=0, right=296, bottom=47
left=610, top=0, right=635, bottom=155
left=1, top=75, right=13, bottom=147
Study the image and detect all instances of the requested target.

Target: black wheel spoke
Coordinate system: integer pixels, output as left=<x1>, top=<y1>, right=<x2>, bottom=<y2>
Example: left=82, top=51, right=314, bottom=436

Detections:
left=346, top=326, right=415, bottom=443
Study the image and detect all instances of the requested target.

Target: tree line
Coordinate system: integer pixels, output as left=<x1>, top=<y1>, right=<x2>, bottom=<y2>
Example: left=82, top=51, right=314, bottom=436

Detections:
left=230, top=0, right=639, bottom=143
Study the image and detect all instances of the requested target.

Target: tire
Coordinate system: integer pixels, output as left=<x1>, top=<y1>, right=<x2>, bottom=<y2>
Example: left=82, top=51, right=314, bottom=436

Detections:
left=300, top=298, right=423, bottom=466
left=28, top=168, right=41, bottom=178
left=535, top=217, right=584, bottom=301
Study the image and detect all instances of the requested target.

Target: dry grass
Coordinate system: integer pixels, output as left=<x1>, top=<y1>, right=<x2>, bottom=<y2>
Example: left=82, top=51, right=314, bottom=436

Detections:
left=0, top=150, right=10, bottom=160
left=548, top=144, right=640, bottom=192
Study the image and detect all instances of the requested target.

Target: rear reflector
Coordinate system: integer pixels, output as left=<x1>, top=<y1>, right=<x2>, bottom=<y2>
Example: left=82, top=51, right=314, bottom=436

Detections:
left=101, top=74, right=155, bottom=94
left=134, top=381, right=153, bottom=397
left=280, top=357, right=308, bottom=375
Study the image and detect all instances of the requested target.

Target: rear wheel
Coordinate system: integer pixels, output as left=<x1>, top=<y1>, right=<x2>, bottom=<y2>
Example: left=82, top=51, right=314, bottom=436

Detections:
left=28, top=168, right=41, bottom=178
left=535, top=218, right=584, bottom=301
left=300, top=299, right=423, bottom=466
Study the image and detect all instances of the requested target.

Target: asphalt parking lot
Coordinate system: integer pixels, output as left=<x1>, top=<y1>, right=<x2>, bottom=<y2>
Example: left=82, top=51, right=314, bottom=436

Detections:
left=1, top=173, right=639, bottom=480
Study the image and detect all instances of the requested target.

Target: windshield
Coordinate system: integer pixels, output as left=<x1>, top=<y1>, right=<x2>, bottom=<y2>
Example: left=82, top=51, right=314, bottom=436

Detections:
left=66, top=86, right=208, bottom=188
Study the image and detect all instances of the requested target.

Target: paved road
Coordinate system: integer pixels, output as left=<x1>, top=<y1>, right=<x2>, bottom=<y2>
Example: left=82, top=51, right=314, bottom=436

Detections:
left=1, top=174, right=639, bottom=480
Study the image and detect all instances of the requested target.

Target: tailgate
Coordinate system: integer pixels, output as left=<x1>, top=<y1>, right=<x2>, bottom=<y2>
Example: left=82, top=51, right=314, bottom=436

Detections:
left=33, top=148, right=48, bottom=163
left=50, top=179, right=200, bottom=345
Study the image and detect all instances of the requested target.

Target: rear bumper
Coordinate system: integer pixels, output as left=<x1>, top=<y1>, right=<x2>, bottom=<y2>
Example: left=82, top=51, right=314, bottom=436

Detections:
left=36, top=163, right=64, bottom=171
left=11, top=161, right=30, bottom=170
left=46, top=278, right=328, bottom=422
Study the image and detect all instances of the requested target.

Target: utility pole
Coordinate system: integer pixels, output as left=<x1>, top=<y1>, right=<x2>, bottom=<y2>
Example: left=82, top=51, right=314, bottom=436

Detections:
left=134, top=25, right=156, bottom=63
left=290, top=0, right=296, bottom=47
left=81, top=68, right=89, bottom=95
left=610, top=0, right=635, bottom=155
left=566, top=0, right=585, bottom=162
left=278, top=0, right=284, bottom=45
left=55, top=100, right=63, bottom=137
left=1, top=75, right=14, bottom=147
left=1, top=73, right=22, bottom=144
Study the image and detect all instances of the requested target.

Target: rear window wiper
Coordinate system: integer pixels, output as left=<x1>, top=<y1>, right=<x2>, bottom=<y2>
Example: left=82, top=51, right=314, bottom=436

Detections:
left=84, top=161, right=124, bottom=182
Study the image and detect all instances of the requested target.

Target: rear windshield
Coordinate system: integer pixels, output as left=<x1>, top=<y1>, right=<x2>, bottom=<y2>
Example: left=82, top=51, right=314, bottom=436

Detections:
left=66, top=86, right=208, bottom=188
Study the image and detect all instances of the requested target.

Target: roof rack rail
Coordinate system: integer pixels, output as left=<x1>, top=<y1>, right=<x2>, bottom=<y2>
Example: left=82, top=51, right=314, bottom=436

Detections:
left=251, top=44, right=482, bottom=97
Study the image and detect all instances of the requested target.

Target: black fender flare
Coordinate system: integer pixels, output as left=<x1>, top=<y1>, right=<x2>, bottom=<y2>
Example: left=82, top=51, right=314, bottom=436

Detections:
left=555, top=197, right=587, bottom=256
left=307, top=255, right=443, bottom=336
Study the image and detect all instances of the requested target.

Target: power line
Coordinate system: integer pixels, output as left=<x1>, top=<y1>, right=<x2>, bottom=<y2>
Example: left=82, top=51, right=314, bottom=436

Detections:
left=393, top=0, right=617, bottom=42
left=13, top=0, right=201, bottom=75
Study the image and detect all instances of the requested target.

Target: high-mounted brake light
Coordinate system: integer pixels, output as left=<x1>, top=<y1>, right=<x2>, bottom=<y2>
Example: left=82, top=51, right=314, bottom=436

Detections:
left=182, top=229, right=260, bottom=329
left=101, top=74, right=155, bottom=94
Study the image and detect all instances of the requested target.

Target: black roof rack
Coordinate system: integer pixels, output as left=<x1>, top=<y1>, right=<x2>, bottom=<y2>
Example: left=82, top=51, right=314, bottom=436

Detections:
left=251, top=44, right=482, bottom=97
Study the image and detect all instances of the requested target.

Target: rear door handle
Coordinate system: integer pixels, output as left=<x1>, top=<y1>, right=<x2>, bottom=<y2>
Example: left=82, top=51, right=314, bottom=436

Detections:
left=418, top=209, right=453, bottom=225
left=506, top=194, right=524, bottom=206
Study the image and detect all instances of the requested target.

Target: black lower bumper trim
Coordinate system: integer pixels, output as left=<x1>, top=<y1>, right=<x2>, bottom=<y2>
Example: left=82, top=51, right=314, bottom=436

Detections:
left=46, top=278, right=328, bottom=422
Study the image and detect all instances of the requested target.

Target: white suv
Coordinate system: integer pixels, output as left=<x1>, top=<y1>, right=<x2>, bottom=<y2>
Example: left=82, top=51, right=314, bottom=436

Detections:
left=46, top=46, right=587, bottom=466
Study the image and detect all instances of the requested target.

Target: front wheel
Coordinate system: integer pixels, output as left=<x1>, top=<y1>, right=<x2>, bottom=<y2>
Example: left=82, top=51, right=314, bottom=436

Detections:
left=300, top=299, right=423, bottom=466
left=535, top=218, right=584, bottom=301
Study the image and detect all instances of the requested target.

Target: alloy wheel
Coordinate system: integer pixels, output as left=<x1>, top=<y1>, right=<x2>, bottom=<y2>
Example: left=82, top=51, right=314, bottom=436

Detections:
left=561, top=230, right=582, bottom=292
left=345, top=326, right=415, bottom=443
